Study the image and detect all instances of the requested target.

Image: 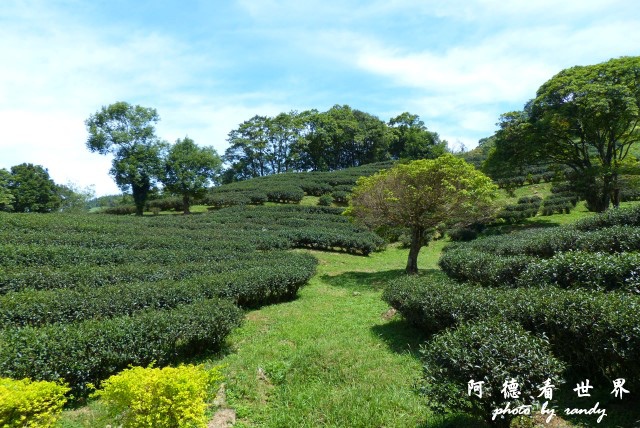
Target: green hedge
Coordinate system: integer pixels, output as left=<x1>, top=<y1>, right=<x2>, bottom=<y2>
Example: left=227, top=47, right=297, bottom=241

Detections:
left=420, top=318, right=565, bottom=427
left=384, top=274, right=640, bottom=386
left=0, top=298, right=242, bottom=396
left=572, top=204, right=640, bottom=231
left=438, top=249, right=531, bottom=287
left=0, top=253, right=317, bottom=328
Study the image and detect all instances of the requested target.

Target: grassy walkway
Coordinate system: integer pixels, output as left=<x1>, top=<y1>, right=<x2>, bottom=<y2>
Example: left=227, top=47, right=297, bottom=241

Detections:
left=216, top=241, right=447, bottom=427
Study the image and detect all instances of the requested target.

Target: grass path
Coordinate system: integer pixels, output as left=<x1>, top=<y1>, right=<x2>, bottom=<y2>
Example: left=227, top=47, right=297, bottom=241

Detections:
left=215, top=241, right=448, bottom=427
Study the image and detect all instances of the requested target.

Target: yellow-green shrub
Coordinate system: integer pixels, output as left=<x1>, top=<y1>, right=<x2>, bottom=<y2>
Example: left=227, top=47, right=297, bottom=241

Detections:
left=0, top=377, right=70, bottom=428
left=92, top=364, right=224, bottom=428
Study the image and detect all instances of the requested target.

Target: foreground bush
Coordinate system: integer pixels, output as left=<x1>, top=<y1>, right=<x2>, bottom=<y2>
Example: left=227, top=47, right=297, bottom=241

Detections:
left=92, top=364, right=223, bottom=428
left=0, top=377, right=70, bottom=427
left=384, top=274, right=640, bottom=386
left=421, top=318, right=565, bottom=428
left=0, top=298, right=242, bottom=396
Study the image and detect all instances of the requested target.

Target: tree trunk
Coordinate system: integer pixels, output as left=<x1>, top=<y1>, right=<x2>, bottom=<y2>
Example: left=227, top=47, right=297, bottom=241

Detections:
left=405, top=226, right=424, bottom=275
left=131, top=184, right=147, bottom=216
left=182, top=194, right=191, bottom=215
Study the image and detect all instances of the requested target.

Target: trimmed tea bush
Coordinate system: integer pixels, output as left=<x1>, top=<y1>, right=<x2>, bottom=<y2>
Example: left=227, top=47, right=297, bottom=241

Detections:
left=420, top=318, right=565, bottom=427
left=0, top=377, right=70, bottom=427
left=92, top=364, right=223, bottom=428
left=317, top=194, right=333, bottom=206
left=0, top=298, right=242, bottom=396
left=384, top=274, right=640, bottom=387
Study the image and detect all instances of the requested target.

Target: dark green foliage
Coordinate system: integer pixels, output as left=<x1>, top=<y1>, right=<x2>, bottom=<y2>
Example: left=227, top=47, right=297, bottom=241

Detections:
left=0, top=202, right=381, bottom=397
left=438, top=249, right=531, bottom=287
left=317, top=194, right=333, bottom=206
left=206, top=162, right=392, bottom=209
left=331, top=190, right=349, bottom=204
left=266, top=186, right=304, bottom=203
left=497, top=195, right=542, bottom=223
left=0, top=298, right=242, bottom=396
left=540, top=183, right=578, bottom=215
left=7, top=164, right=62, bottom=213
left=101, top=205, right=137, bottom=215
left=146, top=197, right=184, bottom=212
left=0, top=255, right=316, bottom=328
left=572, top=203, right=640, bottom=231
left=384, top=274, right=640, bottom=388
left=420, top=318, right=565, bottom=427
left=516, top=251, right=640, bottom=293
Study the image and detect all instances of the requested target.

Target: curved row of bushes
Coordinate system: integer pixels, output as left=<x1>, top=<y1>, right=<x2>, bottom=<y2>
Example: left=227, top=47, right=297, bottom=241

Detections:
left=0, top=253, right=317, bottom=328
left=0, top=298, right=243, bottom=396
left=439, top=247, right=640, bottom=292
left=383, top=273, right=640, bottom=387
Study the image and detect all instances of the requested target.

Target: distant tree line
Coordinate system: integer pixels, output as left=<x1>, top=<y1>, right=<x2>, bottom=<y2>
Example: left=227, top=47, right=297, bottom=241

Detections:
left=222, top=105, right=447, bottom=183
left=84, top=102, right=446, bottom=215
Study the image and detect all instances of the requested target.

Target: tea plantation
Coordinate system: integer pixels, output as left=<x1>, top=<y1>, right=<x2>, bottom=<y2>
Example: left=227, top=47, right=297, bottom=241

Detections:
left=384, top=204, right=640, bottom=426
left=0, top=205, right=384, bottom=397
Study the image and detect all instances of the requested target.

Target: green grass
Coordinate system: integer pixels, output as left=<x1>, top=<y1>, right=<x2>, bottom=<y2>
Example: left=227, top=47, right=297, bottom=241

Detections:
left=219, top=242, right=447, bottom=427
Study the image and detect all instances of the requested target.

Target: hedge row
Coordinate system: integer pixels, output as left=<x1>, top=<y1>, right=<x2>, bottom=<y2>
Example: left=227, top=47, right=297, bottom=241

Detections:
left=0, top=298, right=243, bottom=396
left=446, top=225, right=640, bottom=258
left=0, top=253, right=317, bottom=328
left=383, top=273, right=640, bottom=386
left=0, top=244, right=247, bottom=269
left=439, top=247, right=640, bottom=292
left=572, top=204, right=640, bottom=231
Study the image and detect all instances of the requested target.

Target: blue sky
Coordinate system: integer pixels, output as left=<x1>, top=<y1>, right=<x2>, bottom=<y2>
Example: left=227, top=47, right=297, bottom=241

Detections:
left=1, top=0, right=639, bottom=196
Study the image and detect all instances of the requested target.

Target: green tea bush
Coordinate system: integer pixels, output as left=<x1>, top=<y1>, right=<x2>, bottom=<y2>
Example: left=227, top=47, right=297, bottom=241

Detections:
left=331, top=190, right=349, bottom=204
left=266, top=186, right=304, bottom=203
left=516, top=251, right=640, bottom=293
left=317, top=194, right=333, bottom=206
left=0, top=298, right=242, bottom=396
left=92, top=364, right=223, bottom=428
left=0, top=254, right=317, bottom=327
left=420, top=318, right=565, bottom=428
left=572, top=204, right=640, bottom=231
left=0, top=377, right=70, bottom=428
left=384, top=274, right=640, bottom=386
left=438, top=249, right=531, bottom=287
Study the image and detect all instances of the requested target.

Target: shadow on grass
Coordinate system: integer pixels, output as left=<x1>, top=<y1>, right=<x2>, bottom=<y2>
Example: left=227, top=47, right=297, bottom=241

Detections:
left=320, top=269, right=406, bottom=291
left=321, top=268, right=443, bottom=292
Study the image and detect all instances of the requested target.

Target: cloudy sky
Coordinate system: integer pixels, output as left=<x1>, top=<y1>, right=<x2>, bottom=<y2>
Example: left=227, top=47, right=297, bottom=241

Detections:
left=1, top=0, right=638, bottom=196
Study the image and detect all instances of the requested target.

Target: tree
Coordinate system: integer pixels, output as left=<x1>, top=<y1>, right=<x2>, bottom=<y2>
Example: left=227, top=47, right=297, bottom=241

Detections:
left=487, top=56, right=640, bottom=212
left=163, top=137, right=222, bottom=214
left=346, top=155, right=498, bottom=274
left=8, top=163, right=62, bottom=213
left=57, top=182, right=96, bottom=213
left=387, top=112, right=447, bottom=160
left=85, top=102, right=166, bottom=215
left=0, top=168, right=14, bottom=211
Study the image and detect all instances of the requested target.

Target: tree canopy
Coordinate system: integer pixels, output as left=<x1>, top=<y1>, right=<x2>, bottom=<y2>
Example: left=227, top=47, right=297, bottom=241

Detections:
left=222, top=106, right=444, bottom=183
left=163, top=137, right=222, bottom=214
left=0, top=168, right=15, bottom=212
left=7, top=163, right=62, bottom=213
left=85, top=102, right=167, bottom=215
left=346, top=154, right=498, bottom=274
left=485, top=56, right=640, bottom=212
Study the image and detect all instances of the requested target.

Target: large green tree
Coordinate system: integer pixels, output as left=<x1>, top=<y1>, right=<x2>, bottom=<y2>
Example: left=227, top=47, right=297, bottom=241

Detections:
left=86, top=102, right=166, bottom=215
left=487, top=56, right=640, bottom=212
left=163, top=137, right=222, bottom=214
left=8, top=163, right=62, bottom=213
left=0, top=168, right=15, bottom=211
left=346, top=155, right=498, bottom=274
left=387, top=112, right=447, bottom=160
